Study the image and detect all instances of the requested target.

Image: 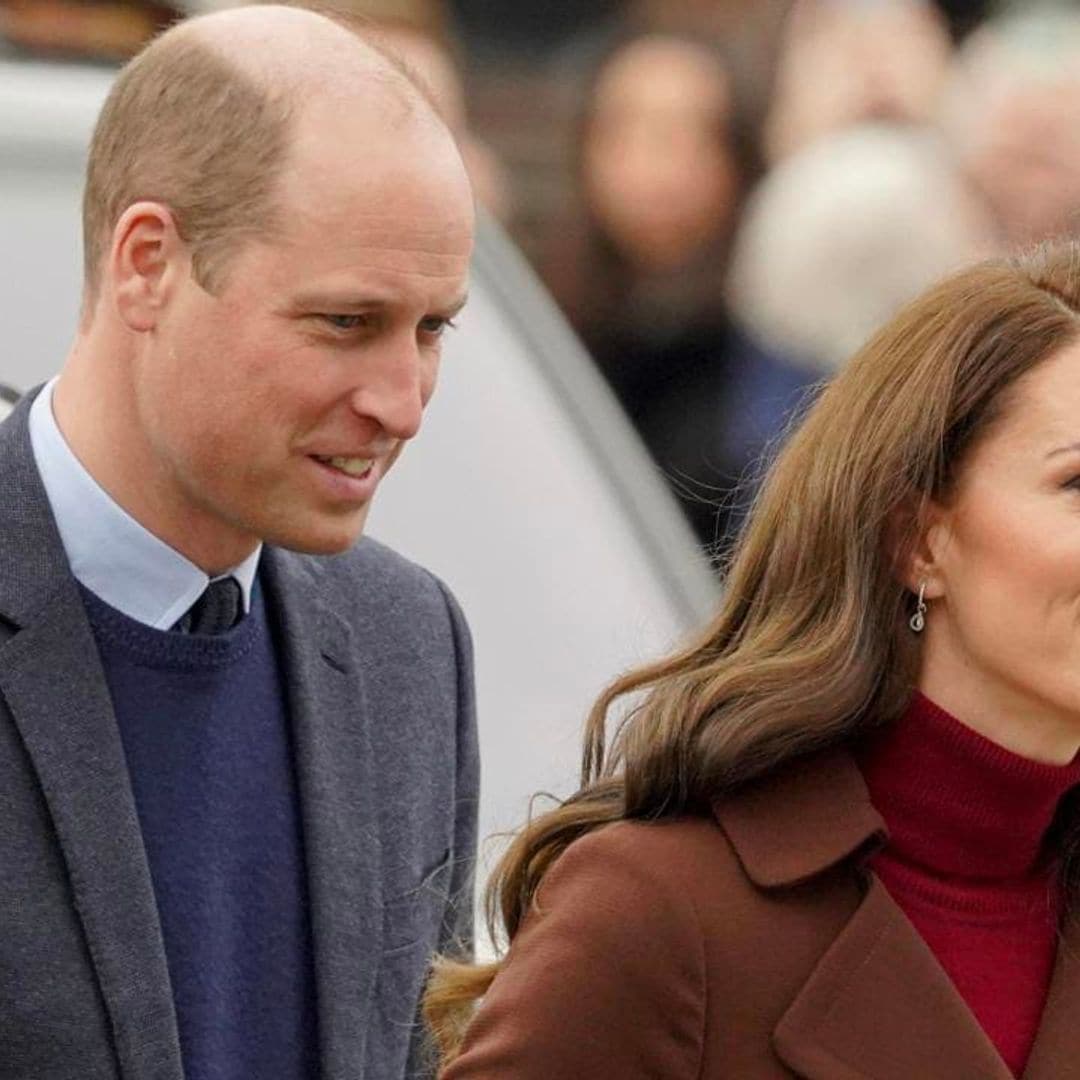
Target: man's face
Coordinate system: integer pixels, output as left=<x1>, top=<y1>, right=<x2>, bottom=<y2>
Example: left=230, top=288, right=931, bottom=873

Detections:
left=133, top=106, right=474, bottom=565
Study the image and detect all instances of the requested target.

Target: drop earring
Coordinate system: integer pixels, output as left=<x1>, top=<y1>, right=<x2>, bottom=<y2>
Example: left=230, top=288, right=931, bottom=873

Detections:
left=909, top=581, right=927, bottom=633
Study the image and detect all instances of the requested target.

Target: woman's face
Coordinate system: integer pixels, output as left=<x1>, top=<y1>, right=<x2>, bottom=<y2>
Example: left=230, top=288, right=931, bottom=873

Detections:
left=919, top=337, right=1080, bottom=763
left=582, top=36, right=739, bottom=272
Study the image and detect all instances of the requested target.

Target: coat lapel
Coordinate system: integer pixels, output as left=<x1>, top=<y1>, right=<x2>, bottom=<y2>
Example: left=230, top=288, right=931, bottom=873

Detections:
left=1023, top=914, right=1080, bottom=1079
left=262, top=548, right=385, bottom=1080
left=715, top=751, right=1012, bottom=1080
left=0, top=396, right=183, bottom=1080
left=772, top=876, right=1011, bottom=1080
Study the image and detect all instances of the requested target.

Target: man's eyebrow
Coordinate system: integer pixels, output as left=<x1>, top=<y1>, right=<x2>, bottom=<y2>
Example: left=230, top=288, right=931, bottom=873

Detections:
left=293, top=291, right=469, bottom=315
left=1046, top=441, right=1080, bottom=459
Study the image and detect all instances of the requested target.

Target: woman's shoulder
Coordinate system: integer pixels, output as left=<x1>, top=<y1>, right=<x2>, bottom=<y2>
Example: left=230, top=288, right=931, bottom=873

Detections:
left=445, top=817, right=731, bottom=1078
left=554, top=814, right=734, bottom=872
left=536, top=750, right=883, bottom=933
left=534, top=815, right=750, bottom=934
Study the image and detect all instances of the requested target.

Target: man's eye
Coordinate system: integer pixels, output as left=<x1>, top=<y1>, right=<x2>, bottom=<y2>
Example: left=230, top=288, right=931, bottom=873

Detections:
left=419, top=316, right=457, bottom=337
left=323, top=314, right=366, bottom=331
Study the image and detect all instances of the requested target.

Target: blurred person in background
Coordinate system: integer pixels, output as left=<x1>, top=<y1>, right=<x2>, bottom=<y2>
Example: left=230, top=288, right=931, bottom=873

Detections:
left=630, top=0, right=790, bottom=47
left=728, top=124, right=994, bottom=375
left=627, top=0, right=791, bottom=126
left=547, top=30, right=812, bottom=549
left=944, top=8, right=1080, bottom=248
left=429, top=237, right=1080, bottom=1080
left=345, top=0, right=512, bottom=221
left=0, top=0, right=178, bottom=59
left=764, top=0, right=953, bottom=164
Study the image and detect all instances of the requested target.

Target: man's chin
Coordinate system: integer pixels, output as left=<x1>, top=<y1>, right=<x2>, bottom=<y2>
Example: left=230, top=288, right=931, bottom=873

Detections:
left=267, top=507, right=370, bottom=556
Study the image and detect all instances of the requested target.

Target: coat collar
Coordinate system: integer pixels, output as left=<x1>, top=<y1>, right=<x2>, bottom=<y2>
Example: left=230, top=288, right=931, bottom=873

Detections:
left=714, top=748, right=1080, bottom=1079
left=711, top=748, right=886, bottom=889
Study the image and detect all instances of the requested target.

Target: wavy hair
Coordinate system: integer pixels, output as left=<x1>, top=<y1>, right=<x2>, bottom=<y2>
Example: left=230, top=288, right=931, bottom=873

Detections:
left=425, top=239, right=1080, bottom=1066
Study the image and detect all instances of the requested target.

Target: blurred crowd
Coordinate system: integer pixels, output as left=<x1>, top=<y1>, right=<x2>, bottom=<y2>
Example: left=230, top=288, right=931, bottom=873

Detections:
left=6, top=0, right=1080, bottom=552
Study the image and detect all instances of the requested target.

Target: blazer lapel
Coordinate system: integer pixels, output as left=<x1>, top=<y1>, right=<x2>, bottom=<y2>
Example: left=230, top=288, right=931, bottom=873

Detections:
left=0, top=397, right=182, bottom=1080
left=1023, top=914, right=1080, bottom=1079
left=262, top=548, right=385, bottom=1080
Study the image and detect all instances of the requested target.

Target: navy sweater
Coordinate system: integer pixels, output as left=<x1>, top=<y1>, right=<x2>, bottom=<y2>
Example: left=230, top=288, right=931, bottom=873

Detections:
left=80, top=580, right=320, bottom=1079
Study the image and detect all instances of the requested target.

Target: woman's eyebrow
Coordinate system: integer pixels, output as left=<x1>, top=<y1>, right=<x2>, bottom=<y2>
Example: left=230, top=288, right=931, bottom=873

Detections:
left=1046, top=441, right=1080, bottom=459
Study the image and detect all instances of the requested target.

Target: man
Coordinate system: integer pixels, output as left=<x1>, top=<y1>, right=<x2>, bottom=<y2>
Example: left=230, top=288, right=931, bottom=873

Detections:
left=0, top=6, right=478, bottom=1079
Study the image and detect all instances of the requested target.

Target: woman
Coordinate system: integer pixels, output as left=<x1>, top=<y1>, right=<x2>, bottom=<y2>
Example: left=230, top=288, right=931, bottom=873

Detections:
left=547, top=30, right=810, bottom=548
left=426, top=240, right=1080, bottom=1078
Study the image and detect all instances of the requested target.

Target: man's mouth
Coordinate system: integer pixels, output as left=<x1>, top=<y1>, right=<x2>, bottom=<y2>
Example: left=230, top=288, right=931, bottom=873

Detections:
left=313, top=455, right=374, bottom=477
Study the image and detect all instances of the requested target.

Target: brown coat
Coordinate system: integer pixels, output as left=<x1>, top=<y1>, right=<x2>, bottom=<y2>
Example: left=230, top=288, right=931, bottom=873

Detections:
left=443, top=751, right=1080, bottom=1079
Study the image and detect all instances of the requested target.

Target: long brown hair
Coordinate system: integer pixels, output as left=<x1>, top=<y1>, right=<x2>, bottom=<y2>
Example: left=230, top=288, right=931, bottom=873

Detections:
left=425, top=240, right=1080, bottom=1065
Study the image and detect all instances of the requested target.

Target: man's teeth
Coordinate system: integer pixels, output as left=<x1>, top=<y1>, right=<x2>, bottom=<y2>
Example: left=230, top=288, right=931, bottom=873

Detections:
left=318, top=456, right=373, bottom=476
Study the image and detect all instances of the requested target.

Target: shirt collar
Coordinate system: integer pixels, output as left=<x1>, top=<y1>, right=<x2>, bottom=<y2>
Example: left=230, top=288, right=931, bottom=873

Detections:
left=28, top=378, right=261, bottom=629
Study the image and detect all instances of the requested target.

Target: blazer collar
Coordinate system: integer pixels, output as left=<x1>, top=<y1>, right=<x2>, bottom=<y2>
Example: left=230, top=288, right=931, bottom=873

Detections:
left=0, top=388, right=76, bottom=629
left=0, top=395, right=185, bottom=1079
left=261, top=547, right=385, bottom=1080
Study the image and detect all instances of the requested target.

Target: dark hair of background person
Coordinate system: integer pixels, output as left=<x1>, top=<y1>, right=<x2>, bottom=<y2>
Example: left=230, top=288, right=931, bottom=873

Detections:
left=423, top=237, right=1080, bottom=1064
left=443, top=0, right=990, bottom=58
left=934, top=0, right=993, bottom=40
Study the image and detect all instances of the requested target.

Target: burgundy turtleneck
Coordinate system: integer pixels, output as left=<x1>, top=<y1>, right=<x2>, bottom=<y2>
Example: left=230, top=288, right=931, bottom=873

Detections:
left=857, top=692, right=1080, bottom=1076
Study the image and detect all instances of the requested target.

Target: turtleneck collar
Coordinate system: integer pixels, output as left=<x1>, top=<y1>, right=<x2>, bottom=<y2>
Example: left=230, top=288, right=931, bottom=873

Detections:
left=857, top=692, right=1080, bottom=880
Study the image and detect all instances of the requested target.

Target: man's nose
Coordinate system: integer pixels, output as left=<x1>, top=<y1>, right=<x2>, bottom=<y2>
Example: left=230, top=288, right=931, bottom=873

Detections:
left=349, top=335, right=429, bottom=441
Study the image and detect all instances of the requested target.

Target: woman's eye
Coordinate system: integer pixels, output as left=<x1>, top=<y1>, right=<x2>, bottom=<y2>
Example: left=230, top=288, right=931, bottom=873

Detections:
left=323, top=314, right=366, bottom=331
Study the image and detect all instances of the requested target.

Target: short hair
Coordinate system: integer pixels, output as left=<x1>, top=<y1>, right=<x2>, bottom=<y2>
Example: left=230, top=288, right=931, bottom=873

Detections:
left=82, top=30, right=294, bottom=301
left=81, top=8, right=439, bottom=304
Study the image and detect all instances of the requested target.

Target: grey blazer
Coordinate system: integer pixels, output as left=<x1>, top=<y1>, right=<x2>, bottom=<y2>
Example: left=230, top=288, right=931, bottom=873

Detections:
left=0, top=394, right=480, bottom=1080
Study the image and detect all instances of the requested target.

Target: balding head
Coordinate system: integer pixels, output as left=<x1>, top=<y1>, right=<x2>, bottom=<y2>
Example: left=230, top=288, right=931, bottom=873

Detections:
left=82, top=4, right=446, bottom=305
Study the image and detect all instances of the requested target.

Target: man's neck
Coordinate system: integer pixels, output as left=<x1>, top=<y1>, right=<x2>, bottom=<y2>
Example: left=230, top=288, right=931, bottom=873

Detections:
left=52, top=357, right=259, bottom=576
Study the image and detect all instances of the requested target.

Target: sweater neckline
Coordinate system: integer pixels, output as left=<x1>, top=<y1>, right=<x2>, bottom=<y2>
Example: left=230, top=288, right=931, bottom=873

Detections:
left=79, top=579, right=261, bottom=671
left=857, top=692, right=1080, bottom=880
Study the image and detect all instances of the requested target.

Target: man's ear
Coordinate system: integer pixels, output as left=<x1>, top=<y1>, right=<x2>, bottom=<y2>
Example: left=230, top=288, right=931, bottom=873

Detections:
left=109, top=201, right=188, bottom=332
left=888, top=496, right=949, bottom=599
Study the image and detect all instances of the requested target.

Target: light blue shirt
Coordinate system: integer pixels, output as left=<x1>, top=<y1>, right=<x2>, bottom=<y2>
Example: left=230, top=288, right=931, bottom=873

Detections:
left=28, top=378, right=260, bottom=629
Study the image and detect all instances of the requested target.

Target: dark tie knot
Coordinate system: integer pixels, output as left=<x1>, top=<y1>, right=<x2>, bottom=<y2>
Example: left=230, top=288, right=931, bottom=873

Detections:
left=176, top=577, right=242, bottom=635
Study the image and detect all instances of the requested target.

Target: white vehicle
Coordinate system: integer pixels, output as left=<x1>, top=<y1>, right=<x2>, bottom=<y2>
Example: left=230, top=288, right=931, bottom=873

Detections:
left=0, top=59, right=719, bottom=928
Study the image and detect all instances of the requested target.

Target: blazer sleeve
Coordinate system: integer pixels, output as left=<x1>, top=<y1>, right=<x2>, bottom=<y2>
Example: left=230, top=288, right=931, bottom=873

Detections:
left=442, top=822, right=707, bottom=1080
